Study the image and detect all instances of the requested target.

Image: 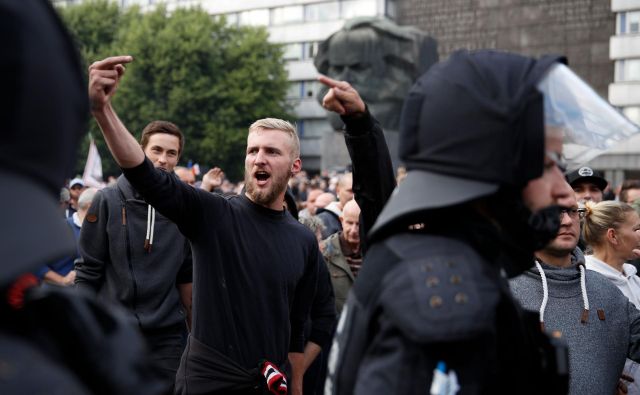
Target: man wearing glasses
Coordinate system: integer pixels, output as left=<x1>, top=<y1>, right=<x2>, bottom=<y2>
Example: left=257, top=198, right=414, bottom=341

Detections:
left=510, top=191, right=640, bottom=395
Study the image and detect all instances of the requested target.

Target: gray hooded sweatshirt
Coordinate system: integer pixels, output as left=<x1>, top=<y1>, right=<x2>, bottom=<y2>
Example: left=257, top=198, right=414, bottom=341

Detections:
left=509, top=248, right=640, bottom=395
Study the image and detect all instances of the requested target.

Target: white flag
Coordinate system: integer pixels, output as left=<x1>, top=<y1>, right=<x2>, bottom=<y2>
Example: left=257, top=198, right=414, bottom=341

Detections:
left=82, top=138, right=106, bottom=188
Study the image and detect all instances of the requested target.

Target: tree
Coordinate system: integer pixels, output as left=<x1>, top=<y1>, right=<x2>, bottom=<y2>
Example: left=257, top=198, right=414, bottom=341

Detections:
left=57, top=2, right=291, bottom=180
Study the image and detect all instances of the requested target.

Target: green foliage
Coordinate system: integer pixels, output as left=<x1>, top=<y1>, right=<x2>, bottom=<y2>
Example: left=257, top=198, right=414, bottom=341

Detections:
left=57, top=2, right=291, bottom=180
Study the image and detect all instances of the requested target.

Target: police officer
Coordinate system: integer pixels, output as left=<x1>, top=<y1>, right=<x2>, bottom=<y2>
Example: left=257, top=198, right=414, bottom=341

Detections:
left=322, top=50, right=587, bottom=394
left=0, top=2, right=165, bottom=394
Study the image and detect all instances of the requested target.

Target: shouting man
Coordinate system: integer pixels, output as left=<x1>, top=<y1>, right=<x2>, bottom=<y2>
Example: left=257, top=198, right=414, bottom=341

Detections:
left=87, top=55, right=324, bottom=395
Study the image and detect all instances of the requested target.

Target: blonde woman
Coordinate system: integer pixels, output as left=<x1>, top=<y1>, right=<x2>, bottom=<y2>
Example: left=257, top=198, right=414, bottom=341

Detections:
left=583, top=200, right=640, bottom=394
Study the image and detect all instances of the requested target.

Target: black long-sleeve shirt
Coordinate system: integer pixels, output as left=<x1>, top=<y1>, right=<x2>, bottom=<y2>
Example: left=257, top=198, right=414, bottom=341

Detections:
left=123, top=158, right=321, bottom=369
left=342, top=110, right=396, bottom=253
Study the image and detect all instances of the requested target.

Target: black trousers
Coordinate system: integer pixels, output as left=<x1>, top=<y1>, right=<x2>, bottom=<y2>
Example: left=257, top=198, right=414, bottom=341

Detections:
left=143, top=322, right=188, bottom=392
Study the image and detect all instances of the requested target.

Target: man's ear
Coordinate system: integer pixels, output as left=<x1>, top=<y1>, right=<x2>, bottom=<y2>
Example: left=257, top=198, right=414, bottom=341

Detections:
left=291, top=158, right=302, bottom=175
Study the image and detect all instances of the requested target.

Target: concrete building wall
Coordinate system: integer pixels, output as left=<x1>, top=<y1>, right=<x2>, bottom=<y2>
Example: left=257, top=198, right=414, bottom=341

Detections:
left=394, top=0, right=615, bottom=98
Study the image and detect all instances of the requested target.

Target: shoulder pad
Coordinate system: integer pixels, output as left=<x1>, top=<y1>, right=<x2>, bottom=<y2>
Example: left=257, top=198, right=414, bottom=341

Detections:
left=378, top=235, right=501, bottom=343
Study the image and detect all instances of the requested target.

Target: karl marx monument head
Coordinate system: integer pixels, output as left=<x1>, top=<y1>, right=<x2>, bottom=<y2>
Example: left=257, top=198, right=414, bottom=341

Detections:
left=315, top=17, right=438, bottom=132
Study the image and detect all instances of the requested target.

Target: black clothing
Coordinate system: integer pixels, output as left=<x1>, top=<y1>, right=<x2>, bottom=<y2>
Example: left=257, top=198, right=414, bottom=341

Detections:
left=123, top=159, right=322, bottom=388
left=77, top=175, right=192, bottom=331
left=326, top=52, right=570, bottom=394
left=341, top=110, right=395, bottom=251
left=175, top=335, right=267, bottom=394
left=303, top=262, right=337, bottom=395
left=1, top=0, right=88, bottom=286
left=327, top=231, right=567, bottom=395
left=2, top=285, right=166, bottom=395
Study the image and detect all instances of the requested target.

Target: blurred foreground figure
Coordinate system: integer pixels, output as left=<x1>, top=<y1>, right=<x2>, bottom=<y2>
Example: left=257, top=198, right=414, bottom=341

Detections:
left=324, top=50, right=580, bottom=395
left=0, top=1, right=164, bottom=394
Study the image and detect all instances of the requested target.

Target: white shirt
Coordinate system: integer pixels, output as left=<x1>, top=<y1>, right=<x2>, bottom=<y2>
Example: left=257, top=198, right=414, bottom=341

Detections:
left=585, top=255, right=640, bottom=309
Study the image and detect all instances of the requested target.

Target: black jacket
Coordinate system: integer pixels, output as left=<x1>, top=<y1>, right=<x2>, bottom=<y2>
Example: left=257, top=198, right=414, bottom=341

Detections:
left=326, top=231, right=567, bottom=395
left=77, top=175, right=192, bottom=331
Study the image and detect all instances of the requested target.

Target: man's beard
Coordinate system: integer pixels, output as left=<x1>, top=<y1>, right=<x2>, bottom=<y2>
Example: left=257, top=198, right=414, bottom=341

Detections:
left=244, top=168, right=291, bottom=208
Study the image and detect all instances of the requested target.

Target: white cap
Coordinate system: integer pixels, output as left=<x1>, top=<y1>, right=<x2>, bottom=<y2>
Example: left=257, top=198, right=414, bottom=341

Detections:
left=69, top=177, right=84, bottom=188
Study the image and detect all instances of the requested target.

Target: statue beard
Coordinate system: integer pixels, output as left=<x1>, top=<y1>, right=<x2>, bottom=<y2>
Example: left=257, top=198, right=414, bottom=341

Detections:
left=244, top=168, right=292, bottom=209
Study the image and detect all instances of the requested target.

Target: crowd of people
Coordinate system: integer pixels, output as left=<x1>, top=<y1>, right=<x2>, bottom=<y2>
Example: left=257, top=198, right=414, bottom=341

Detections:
left=7, top=2, right=640, bottom=395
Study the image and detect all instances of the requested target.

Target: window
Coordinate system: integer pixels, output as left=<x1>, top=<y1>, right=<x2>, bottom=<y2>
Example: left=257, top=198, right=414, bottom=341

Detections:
left=287, top=82, right=303, bottom=99
left=283, top=43, right=303, bottom=61
left=341, top=0, right=378, bottom=19
left=616, top=59, right=640, bottom=82
left=302, top=80, right=322, bottom=99
left=385, top=0, right=397, bottom=19
left=618, top=11, right=640, bottom=35
left=303, top=42, right=320, bottom=60
left=272, top=6, right=304, bottom=25
left=286, top=81, right=322, bottom=99
left=304, top=2, right=341, bottom=22
left=239, top=9, right=269, bottom=27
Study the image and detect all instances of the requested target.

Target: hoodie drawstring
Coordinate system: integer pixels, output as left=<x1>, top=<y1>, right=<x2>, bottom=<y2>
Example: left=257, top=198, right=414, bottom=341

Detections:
left=535, top=260, right=591, bottom=330
left=535, top=261, right=549, bottom=331
left=144, top=204, right=155, bottom=252
left=578, top=264, right=590, bottom=323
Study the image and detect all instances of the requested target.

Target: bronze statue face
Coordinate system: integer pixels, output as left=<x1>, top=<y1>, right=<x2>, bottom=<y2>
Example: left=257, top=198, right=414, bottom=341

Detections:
left=316, top=23, right=433, bottom=131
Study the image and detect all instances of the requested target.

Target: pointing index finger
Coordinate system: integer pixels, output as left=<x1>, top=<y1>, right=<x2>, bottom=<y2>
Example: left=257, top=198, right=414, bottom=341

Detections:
left=318, top=75, right=349, bottom=90
left=92, top=55, right=134, bottom=70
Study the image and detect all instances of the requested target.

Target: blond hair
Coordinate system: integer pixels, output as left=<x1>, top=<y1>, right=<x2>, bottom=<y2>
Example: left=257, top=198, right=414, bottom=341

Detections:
left=582, top=201, right=635, bottom=247
left=249, top=118, right=300, bottom=159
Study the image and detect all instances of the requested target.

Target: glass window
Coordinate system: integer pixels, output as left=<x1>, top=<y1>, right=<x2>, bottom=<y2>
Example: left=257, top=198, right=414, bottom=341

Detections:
left=385, top=0, right=397, bottom=19
left=272, top=5, right=304, bottom=25
left=619, top=11, right=640, bottom=35
left=283, top=43, right=303, bottom=61
left=305, top=2, right=340, bottom=22
left=619, top=12, right=627, bottom=34
left=287, top=82, right=303, bottom=99
left=303, top=42, right=320, bottom=60
left=616, top=59, right=640, bottom=82
left=302, top=80, right=321, bottom=99
left=239, top=9, right=270, bottom=27
left=341, top=0, right=378, bottom=19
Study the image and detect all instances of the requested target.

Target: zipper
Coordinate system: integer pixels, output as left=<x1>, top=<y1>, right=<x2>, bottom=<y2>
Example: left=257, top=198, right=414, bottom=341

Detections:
left=122, top=203, right=140, bottom=324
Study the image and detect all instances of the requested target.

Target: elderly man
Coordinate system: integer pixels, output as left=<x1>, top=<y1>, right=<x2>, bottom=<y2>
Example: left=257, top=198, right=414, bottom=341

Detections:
left=317, top=173, right=353, bottom=238
left=87, top=55, right=325, bottom=395
left=322, top=200, right=362, bottom=313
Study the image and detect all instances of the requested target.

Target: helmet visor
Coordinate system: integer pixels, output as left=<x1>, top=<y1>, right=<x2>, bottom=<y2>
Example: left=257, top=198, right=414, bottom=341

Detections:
left=536, top=63, right=640, bottom=170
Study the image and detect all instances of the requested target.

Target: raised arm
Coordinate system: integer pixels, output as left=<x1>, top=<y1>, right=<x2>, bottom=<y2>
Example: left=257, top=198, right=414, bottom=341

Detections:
left=88, top=55, right=144, bottom=169
left=318, top=76, right=395, bottom=253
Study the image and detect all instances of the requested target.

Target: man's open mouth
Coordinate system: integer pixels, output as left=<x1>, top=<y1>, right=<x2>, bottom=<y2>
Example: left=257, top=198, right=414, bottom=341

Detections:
left=255, top=170, right=270, bottom=186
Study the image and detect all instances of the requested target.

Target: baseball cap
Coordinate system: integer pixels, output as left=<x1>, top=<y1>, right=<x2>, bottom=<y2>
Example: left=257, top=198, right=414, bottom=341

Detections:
left=70, top=177, right=85, bottom=188
left=565, top=167, right=607, bottom=191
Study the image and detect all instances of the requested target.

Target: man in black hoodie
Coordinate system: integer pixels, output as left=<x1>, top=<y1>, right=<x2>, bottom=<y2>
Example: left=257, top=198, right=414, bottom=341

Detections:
left=76, top=120, right=193, bottom=390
